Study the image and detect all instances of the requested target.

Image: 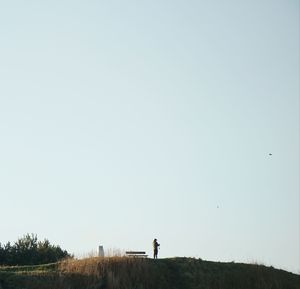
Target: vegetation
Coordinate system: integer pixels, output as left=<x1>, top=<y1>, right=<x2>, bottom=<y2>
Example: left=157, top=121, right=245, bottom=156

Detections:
left=0, top=257, right=299, bottom=289
left=0, top=234, right=71, bottom=266
left=0, top=235, right=298, bottom=288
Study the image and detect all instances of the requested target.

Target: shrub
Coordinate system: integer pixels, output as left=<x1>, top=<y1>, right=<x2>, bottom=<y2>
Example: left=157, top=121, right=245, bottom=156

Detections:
left=0, top=234, right=71, bottom=266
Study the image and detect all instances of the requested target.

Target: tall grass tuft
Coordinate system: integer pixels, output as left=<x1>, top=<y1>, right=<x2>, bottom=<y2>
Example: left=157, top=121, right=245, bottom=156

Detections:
left=58, top=256, right=156, bottom=289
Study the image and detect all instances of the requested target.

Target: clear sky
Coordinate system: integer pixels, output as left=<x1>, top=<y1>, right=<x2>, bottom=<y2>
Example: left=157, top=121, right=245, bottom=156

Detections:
left=0, top=0, right=299, bottom=273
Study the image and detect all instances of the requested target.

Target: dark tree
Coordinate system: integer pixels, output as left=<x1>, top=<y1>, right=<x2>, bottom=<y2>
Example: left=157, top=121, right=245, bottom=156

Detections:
left=0, top=234, right=71, bottom=265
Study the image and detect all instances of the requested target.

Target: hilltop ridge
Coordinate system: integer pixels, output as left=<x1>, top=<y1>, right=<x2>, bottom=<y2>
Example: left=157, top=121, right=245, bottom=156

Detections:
left=0, top=257, right=299, bottom=289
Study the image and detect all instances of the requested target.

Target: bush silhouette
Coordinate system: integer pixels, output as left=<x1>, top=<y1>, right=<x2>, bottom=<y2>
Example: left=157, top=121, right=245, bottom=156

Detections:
left=0, top=233, right=70, bottom=265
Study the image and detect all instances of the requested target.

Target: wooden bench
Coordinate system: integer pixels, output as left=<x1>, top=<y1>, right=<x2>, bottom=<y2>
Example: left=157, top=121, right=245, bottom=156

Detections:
left=125, top=251, right=148, bottom=258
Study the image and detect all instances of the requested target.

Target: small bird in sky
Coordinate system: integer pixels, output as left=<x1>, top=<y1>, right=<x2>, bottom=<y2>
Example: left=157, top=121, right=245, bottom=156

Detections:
left=269, top=153, right=272, bottom=156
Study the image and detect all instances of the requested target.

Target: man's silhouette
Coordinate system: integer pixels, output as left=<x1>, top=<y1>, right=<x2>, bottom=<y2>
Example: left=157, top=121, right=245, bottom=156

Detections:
left=153, top=238, right=160, bottom=259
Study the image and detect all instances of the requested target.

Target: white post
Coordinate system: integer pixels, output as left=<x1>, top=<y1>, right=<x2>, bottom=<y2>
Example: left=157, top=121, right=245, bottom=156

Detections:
left=98, top=245, right=104, bottom=257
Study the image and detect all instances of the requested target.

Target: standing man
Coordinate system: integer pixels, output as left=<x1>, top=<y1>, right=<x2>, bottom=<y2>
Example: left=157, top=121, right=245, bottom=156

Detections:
left=153, top=238, right=160, bottom=259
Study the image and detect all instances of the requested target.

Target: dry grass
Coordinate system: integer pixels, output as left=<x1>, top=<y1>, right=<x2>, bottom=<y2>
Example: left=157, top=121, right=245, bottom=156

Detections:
left=76, top=248, right=125, bottom=259
left=2, top=257, right=299, bottom=289
left=58, top=256, right=155, bottom=289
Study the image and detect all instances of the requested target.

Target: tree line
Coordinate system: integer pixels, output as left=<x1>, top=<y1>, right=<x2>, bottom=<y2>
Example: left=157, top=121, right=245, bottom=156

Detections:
left=0, top=234, right=71, bottom=265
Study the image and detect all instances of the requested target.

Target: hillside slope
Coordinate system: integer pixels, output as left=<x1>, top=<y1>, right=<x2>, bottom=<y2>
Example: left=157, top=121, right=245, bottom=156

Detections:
left=0, top=257, right=299, bottom=289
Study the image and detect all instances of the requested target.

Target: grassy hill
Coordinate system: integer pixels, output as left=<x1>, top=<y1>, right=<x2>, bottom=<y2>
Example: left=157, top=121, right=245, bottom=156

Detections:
left=0, top=257, right=299, bottom=289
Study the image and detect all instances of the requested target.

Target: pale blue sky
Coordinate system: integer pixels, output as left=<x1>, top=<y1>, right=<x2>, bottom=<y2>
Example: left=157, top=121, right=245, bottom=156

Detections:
left=0, top=0, right=299, bottom=273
